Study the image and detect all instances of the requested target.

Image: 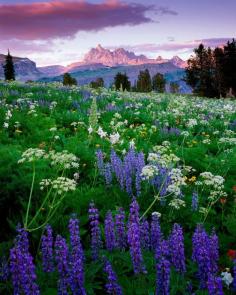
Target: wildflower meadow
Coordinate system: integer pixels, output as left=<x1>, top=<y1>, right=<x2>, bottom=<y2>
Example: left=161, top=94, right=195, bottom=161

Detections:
left=0, top=81, right=236, bottom=294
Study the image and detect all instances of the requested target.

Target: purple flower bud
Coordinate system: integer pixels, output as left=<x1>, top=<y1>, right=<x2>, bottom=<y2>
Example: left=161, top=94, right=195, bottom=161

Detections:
left=191, top=191, right=198, bottom=212
left=169, top=224, right=186, bottom=273
left=115, top=208, right=127, bottom=251
left=233, top=259, right=236, bottom=291
left=41, top=225, right=54, bottom=273
left=192, top=225, right=219, bottom=288
left=104, top=211, right=116, bottom=251
left=55, top=235, right=70, bottom=295
left=140, top=218, right=150, bottom=250
left=0, top=257, right=9, bottom=282
left=68, top=217, right=86, bottom=295
left=88, top=202, right=102, bottom=260
left=104, top=163, right=113, bottom=186
left=103, top=258, right=123, bottom=295
left=127, top=199, right=146, bottom=274
left=207, top=275, right=224, bottom=295
left=10, top=227, right=40, bottom=295
left=151, top=213, right=162, bottom=251
left=155, top=257, right=171, bottom=295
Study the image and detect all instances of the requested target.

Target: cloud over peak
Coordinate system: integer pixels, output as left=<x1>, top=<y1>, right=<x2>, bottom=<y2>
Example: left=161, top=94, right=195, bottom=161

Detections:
left=0, top=0, right=156, bottom=41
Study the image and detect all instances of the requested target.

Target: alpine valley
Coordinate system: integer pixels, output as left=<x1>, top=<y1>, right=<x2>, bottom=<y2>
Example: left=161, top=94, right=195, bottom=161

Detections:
left=0, top=45, right=190, bottom=92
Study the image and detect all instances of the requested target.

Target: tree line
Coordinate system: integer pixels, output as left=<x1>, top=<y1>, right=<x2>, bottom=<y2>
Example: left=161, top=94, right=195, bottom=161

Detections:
left=3, top=39, right=235, bottom=98
left=185, top=39, right=236, bottom=98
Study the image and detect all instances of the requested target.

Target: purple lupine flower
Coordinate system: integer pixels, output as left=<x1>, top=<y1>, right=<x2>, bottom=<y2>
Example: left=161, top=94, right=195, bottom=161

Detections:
left=169, top=224, right=186, bottom=273
left=96, top=149, right=104, bottom=175
left=41, top=225, right=54, bottom=273
left=127, top=199, right=146, bottom=274
left=209, top=229, right=219, bottom=274
left=140, top=218, right=150, bottom=250
left=124, top=160, right=133, bottom=196
left=115, top=208, right=126, bottom=251
left=155, top=240, right=169, bottom=262
left=155, top=257, right=171, bottom=295
left=191, top=191, right=198, bottom=212
left=55, top=235, right=70, bottom=295
left=103, top=258, right=123, bottom=295
left=207, top=275, right=224, bottom=295
left=10, top=227, right=40, bottom=295
left=150, top=213, right=162, bottom=251
left=0, top=257, right=9, bottom=282
left=186, top=282, right=195, bottom=295
left=192, top=225, right=219, bottom=288
left=68, top=217, right=86, bottom=295
left=110, top=150, right=125, bottom=189
left=104, top=163, right=113, bottom=186
left=15, top=225, right=29, bottom=252
left=88, top=202, right=102, bottom=260
left=135, top=152, right=145, bottom=196
left=104, top=211, right=116, bottom=251
left=234, top=259, right=236, bottom=291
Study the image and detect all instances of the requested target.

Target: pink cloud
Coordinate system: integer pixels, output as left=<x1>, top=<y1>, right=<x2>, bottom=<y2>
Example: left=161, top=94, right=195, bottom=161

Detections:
left=0, top=0, right=155, bottom=40
left=118, top=38, right=235, bottom=53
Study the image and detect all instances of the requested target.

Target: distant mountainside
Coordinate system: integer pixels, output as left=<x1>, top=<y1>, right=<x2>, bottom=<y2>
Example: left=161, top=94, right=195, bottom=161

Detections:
left=0, top=45, right=190, bottom=92
left=0, top=54, right=41, bottom=81
left=38, top=44, right=187, bottom=75
left=39, top=62, right=191, bottom=94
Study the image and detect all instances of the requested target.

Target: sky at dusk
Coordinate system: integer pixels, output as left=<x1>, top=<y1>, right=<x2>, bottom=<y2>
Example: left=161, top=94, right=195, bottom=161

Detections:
left=0, top=0, right=235, bottom=66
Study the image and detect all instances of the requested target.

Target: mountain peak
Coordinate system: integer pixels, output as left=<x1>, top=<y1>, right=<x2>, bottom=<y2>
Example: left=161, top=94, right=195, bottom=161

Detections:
left=169, top=56, right=187, bottom=68
left=96, top=44, right=105, bottom=51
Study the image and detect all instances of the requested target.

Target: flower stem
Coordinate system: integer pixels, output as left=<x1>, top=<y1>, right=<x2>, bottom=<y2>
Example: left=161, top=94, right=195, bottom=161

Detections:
left=24, top=162, right=36, bottom=228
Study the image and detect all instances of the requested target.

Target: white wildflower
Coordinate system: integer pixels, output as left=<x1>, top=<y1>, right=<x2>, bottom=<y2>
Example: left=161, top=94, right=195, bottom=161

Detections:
left=110, top=132, right=120, bottom=145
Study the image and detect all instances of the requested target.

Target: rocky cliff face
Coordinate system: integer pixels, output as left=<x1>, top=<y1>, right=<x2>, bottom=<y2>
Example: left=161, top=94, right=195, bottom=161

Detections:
left=0, top=45, right=187, bottom=81
left=80, top=44, right=187, bottom=68
left=0, top=54, right=42, bottom=81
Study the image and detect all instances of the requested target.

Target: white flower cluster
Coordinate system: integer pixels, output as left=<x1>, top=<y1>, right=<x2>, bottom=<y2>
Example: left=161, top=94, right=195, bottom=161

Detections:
left=46, top=150, right=79, bottom=169
left=97, top=126, right=108, bottom=138
left=180, top=131, right=190, bottom=137
left=169, top=198, right=186, bottom=210
left=199, top=172, right=226, bottom=200
left=186, top=118, right=198, bottom=128
left=27, top=103, right=38, bottom=116
left=3, top=109, right=12, bottom=129
left=40, top=177, right=77, bottom=195
left=167, top=168, right=186, bottom=196
left=110, top=132, right=120, bottom=145
left=150, top=142, right=180, bottom=168
left=152, top=211, right=161, bottom=218
left=219, top=137, right=236, bottom=145
left=221, top=271, right=234, bottom=287
left=141, top=165, right=159, bottom=180
left=18, top=148, right=46, bottom=163
left=49, top=101, right=57, bottom=110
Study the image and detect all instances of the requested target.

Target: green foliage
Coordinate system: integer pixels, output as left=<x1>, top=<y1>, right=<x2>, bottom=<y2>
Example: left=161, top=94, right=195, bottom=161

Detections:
left=152, top=72, right=166, bottom=93
left=0, top=81, right=235, bottom=294
left=3, top=50, right=15, bottom=81
left=137, top=69, right=152, bottom=92
left=114, top=72, right=131, bottom=91
left=170, top=81, right=180, bottom=94
left=185, top=39, right=236, bottom=98
left=90, top=77, right=104, bottom=88
left=88, top=96, right=98, bottom=131
left=63, top=72, right=77, bottom=86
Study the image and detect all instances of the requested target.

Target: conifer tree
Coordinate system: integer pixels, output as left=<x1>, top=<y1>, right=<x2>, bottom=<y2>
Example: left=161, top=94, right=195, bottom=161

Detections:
left=170, top=82, right=179, bottom=94
left=114, top=72, right=131, bottom=91
left=4, top=50, right=15, bottom=81
left=136, top=69, right=152, bottom=92
left=152, top=73, right=166, bottom=93
left=63, top=73, right=77, bottom=86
